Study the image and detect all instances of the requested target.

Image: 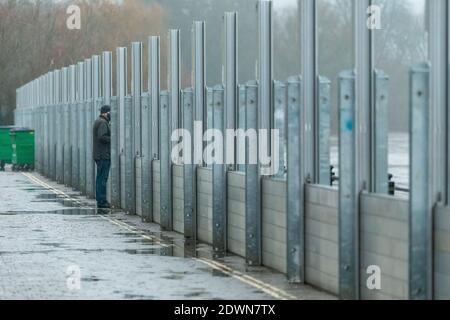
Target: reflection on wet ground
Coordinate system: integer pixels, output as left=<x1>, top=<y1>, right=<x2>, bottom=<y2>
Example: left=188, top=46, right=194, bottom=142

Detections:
left=1, top=171, right=336, bottom=300
left=1, top=176, right=205, bottom=261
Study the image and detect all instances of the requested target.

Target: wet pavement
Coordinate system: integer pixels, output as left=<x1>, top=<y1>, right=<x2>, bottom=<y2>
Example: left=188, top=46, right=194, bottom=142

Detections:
left=0, top=168, right=336, bottom=300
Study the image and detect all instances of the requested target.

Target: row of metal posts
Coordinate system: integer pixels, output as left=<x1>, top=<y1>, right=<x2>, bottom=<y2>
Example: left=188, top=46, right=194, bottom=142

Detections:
left=17, top=0, right=437, bottom=300
left=337, top=0, right=450, bottom=300
left=15, top=0, right=345, bottom=296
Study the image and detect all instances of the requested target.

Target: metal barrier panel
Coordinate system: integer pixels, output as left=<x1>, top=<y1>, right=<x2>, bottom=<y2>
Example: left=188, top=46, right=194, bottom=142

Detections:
left=110, top=96, right=120, bottom=208
left=79, top=101, right=86, bottom=193
left=286, top=75, right=304, bottom=282
left=117, top=47, right=127, bottom=208
left=273, top=81, right=286, bottom=177
left=212, top=85, right=226, bottom=257
left=205, top=87, right=213, bottom=169
left=85, top=57, right=94, bottom=199
left=409, top=63, right=431, bottom=300
left=318, top=76, right=331, bottom=186
left=44, top=105, right=49, bottom=176
left=193, top=21, right=206, bottom=167
left=160, top=91, right=172, bottom=230
left=149, top=36, right=160, bottom=160
left=49, top=104, right=56, bottom=179
left=224, top=12, right=238, bottom=170
left=102, top=51, right=113, bottom=203
left=182, top=88, right=196, bottom=240
left=71, top=102, right=79, bottom=189
left=86, top=98, right=94, bottom=198
left=132, top=42, right=143, bottom=215
left=141, top=93, right=152, bottom=221
left=245, top=81, right=261, bottom=266
left=63, top=103, right=71, bottom=186
left=124, top=96, right=134, bottom=213
left=56, top=103, right=64, bottom=183
left=338, top=70, right=358, bottom=299
left=258, top=0, right=273, bottom=155
left=237, top=85, right=246, bottom=172
left=373, top=70, right=389, bottom=194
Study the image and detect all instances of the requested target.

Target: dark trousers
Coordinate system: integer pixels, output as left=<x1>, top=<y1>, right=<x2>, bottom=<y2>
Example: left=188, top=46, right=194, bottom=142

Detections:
left=95, top=159, right=111, bottom=205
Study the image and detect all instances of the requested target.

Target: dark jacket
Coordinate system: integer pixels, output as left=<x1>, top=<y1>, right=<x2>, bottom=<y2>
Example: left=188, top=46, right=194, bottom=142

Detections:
left=93, top=116, right=111, bottom=160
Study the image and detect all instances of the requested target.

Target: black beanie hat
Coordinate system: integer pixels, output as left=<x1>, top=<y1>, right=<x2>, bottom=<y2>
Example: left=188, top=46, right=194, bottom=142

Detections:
left=100, top=105, right=111, bottom=114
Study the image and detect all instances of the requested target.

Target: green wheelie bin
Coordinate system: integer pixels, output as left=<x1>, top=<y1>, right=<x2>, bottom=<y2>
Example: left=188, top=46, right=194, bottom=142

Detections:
left=0, top=126, right=16, bottom=171
left=10, top=128, right=35, bottom=171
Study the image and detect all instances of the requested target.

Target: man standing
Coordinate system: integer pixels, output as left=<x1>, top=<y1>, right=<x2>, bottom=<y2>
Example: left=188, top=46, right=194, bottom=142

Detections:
left=93, top=105, right=111, bottom=208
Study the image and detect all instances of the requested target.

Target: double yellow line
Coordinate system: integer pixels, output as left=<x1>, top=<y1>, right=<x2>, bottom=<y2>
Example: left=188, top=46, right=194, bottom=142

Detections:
left=22, top=172, right=297, bottom=300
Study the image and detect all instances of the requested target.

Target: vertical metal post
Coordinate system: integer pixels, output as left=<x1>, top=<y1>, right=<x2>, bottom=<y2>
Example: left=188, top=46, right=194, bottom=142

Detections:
left=104, top=51, right=119, bottom=207
left=212, top=85, right=226, bottom=258
left=90, top=55, right=101, bottom=199
left=318, top=76, right=331, bottom=185
left=273, top=81, right=286, bottom=177
left=51, top=72, right=55, bottom=179
left=149, top=36, right=160, bottom=160
left=224, top=12, right=238, bottom=170
left=338, top=70, right=358, bottom=300
left=43, top=75, right=47, bottom=174
left=428, top=0, right=448, bottom=207
left=258, top=0, right=273, bottom=174
left=160, top=91, right=172, bottom=230
left=300, top=0, right=317, bottom=182
left=50, top=70, right=59, bottom=180
left=71, top=64, right=79, bottom=190
left=117, top=47, right=128, bottom=208
left=141, top=92, right=151, bottom=221
left=103, top=51, right=112, bottom=106
left=206, top=87, right=214, bottom=167
left=373, top=70, right=389, bottom=194
left=286, top=75, right=304, bottom=282
left=132, top=42, right=143, bottom=215
left=355, top=0, right=374, bottom=192
left=169, top=29, right=181, bottom=143
left=124, top=95, right=134, bottom=213
left=63, top=67, right=72, bottom=186
left=193, top=22, right=206, bottom=166
left=85, top=58, right=94, bottom=198
left=78, top=61, right=86, bottom=193
left=44, top=73, right=49, bottom=176
left=409, top=63, right=431, bottom=300
left=182, top=88, right=196, bottom=240
left=56, top=69, right=64, bottom=184
left=110, top=95, right=119, bottom=207
left=245, top=80, right=261, bottom=266
left=237, top=85, right=246, bottom=172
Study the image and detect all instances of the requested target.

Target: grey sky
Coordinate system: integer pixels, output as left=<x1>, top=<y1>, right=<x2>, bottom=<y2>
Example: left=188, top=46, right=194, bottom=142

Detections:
left=274, top=0, right=425, bottom=15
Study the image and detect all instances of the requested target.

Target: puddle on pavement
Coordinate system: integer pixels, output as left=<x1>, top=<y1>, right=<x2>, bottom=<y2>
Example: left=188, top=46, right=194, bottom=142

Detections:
left=198, top=267, right=231, bottom=278
left=82, top=276, right=103, bottom=282
left=0, top=208, right=109, bottom=215
left=184, top=291, right=206, bottom=298
left=31, top=193, right=92, bottom=208
left=2, top=182, right=232, bottom=280
left=123, top=294, right=155, bottom=299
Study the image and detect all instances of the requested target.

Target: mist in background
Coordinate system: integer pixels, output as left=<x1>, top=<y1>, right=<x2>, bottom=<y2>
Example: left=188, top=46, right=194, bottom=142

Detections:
left=2, top=0, right=427, bottom=137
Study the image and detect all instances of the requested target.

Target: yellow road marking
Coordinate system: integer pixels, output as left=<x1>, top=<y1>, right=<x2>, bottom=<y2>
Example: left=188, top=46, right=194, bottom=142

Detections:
left=196, top=258, right=297, bottom=300
left=21, top=172, right=297, bottom=300
left=194, top=258, right=295, bottom=300
left=23, top=172, right=167, bottom=246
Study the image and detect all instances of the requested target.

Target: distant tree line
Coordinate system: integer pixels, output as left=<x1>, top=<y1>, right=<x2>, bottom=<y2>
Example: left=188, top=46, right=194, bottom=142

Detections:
left=0, top=0, right=167, bottom=125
